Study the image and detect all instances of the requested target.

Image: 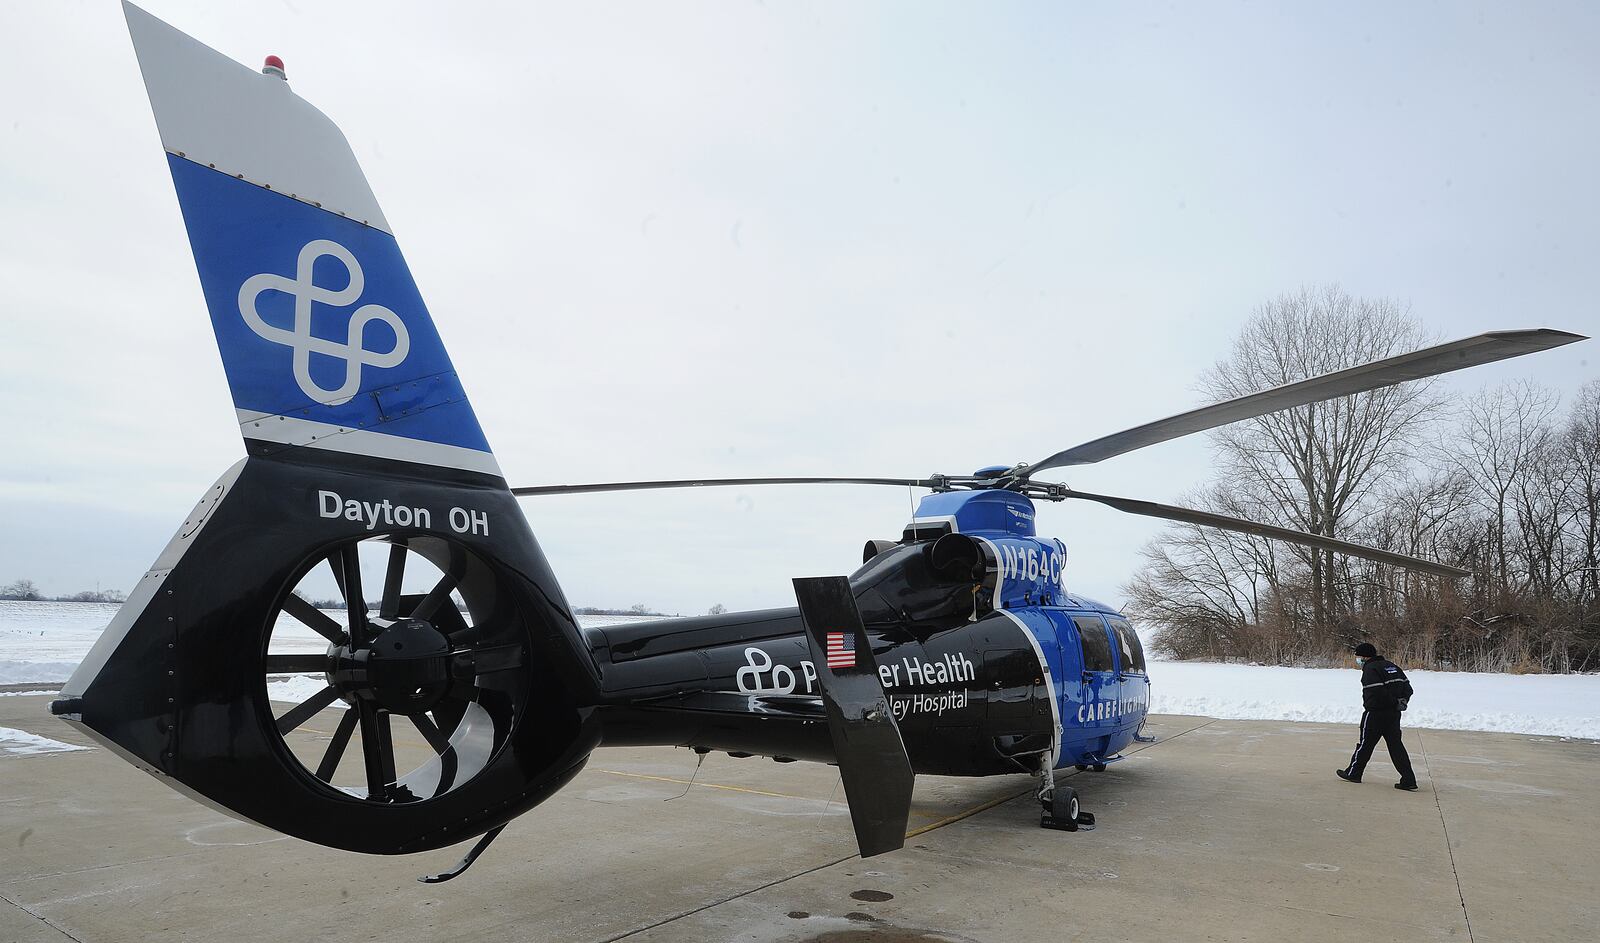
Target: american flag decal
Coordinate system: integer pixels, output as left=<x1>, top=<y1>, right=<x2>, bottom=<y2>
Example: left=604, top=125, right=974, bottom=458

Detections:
left=825, top=631, right=856, bottom=669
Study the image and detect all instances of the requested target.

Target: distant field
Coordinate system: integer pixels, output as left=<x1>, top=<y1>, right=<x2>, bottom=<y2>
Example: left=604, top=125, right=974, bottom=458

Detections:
left=0, top=600, right=663, bottom=685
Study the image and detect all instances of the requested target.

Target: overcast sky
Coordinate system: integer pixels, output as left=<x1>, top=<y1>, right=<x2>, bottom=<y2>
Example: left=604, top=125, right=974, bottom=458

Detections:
left=1, top=1, right=1595, bottom=614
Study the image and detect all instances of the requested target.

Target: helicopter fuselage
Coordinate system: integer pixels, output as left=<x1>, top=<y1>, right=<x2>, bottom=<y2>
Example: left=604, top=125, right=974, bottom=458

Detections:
left=588, top=488, right=1152, bottom=775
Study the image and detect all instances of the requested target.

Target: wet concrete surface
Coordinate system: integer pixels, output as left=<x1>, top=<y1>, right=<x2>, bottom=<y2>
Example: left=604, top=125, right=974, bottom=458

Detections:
left=2, top=695, right=1595, bottom=942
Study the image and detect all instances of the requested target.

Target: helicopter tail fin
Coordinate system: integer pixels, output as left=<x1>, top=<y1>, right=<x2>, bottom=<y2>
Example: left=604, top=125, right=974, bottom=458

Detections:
left=123, top=1, right=498, bottom=480
left=49, top=7, right=599, bottom=860
left=793, top=577, right=915, bottom=858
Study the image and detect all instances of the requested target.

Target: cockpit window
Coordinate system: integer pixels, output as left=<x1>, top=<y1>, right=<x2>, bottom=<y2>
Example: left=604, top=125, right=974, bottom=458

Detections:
left=1072, top=615, right=1114, bottom=672
left=1108, top=616, right=1146, bottom=673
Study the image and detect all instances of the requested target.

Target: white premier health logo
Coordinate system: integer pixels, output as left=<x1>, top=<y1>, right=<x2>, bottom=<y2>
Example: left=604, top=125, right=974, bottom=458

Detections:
left=237, top=239, right=410, bottom=406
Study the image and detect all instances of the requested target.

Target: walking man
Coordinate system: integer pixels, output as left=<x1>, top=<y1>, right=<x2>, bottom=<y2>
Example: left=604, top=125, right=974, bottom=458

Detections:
left=1336, top=642, right=1419, bottom=791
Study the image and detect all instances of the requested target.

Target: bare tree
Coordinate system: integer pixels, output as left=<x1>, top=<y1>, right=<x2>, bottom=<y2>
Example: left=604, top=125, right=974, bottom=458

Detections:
left=1553, top=381, right=1600, bottom=670
left=1199, top=286, right=1442, bottom=631
left=1, top=579, right=43, bottom=601
left=1449, top=382, right=1560, bottom=604
left=1124, top=484, right=1298, bottom=663
left=1561, top=381, right=1600, bottom=607
left=1129, top=340, right=1600, bottom=671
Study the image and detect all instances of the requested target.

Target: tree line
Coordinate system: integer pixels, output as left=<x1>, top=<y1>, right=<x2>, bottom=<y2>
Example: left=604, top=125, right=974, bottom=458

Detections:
left=0, top=580, right=126, bottom=603
left=1125, top=287, right=1598, bottom=673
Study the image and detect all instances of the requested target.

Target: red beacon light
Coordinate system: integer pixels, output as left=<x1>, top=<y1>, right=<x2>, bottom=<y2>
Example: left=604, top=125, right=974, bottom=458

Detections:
left=262, top=55, right=286, bottom=80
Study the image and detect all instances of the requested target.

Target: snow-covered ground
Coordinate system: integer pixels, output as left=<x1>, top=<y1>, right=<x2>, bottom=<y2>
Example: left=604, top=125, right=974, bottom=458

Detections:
left=1150, top=660, right=1600, bottom=740
left=0, top=725, right=88, bottom=757
left=0, top=601, right=119, bottom=685
left=5, top=601, right=1597, bottom=739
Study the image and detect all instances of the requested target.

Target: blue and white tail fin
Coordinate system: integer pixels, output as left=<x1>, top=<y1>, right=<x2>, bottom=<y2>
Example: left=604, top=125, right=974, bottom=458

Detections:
left=124, top=2, right=500, bottom=480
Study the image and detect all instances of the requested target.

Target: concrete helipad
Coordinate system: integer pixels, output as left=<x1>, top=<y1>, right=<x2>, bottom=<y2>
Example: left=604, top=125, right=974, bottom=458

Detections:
left=2, top=690, right=1595, bottom=943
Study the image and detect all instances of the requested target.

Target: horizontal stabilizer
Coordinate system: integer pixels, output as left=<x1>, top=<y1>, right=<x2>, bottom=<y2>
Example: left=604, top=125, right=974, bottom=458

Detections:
left=792, top=576, right=914, bottom=858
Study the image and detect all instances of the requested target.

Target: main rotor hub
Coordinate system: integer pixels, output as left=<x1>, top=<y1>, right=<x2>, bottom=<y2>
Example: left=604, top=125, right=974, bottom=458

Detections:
left=329, top=617, right=454, bottom=715
left=926, top=463, right=1069, bottom=502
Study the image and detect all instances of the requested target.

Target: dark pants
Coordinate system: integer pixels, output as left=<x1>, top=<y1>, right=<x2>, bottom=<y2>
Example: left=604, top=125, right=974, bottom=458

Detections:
left=1343, top=709, right=1416, bottom=784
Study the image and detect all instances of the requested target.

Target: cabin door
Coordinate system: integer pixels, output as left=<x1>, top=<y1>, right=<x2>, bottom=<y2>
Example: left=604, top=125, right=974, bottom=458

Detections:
left=1069, top=614, right=1119, bottom=740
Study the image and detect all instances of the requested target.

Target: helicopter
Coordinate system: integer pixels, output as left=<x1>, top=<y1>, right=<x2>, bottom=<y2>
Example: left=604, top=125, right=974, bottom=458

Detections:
left=53, top=4, right=1587, bottom=882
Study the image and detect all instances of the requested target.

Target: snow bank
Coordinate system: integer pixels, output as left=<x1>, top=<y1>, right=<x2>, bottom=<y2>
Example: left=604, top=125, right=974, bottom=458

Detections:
left=0, top=661, right=81, bottom=684
left=1149, top=660, right=1600, bottom=739
left=1, top=726, right=88, bottom=757
left=266, top=674, right=329, bottom=704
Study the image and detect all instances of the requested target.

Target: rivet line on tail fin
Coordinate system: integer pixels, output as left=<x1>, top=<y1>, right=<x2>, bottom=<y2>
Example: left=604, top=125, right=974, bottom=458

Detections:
left=238, top=410, right=503, bottom=478
left=165, top=150, right=376, bottom=228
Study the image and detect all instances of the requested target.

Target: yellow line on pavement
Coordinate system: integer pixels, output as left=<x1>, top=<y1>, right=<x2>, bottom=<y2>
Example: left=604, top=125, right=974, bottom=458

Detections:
left=904, top=787, right=1033, bottom=838
left=592, top=767, right=818, bottom=803
left=592, top=768, right=944, bottom=820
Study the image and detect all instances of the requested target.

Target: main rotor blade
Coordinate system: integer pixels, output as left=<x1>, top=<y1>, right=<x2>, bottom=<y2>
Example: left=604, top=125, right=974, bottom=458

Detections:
left=1064, top=488, right=1471, bottom=578
left=512, top=477, right=946, bottom=497
left=1029, top=329, right=1586, bottom=474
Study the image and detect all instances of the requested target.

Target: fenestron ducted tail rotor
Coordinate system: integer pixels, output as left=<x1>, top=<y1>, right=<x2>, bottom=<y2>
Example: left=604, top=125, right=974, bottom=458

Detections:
left=509, top=328, right=1587, bottom=579
left=265, top=535, right=528, bottom=804
left=54, top=455, right=602, bottom=857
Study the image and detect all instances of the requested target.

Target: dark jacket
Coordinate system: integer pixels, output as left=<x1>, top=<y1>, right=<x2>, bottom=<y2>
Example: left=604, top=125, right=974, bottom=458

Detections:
left=1360, top=657, right=1413, bottom=711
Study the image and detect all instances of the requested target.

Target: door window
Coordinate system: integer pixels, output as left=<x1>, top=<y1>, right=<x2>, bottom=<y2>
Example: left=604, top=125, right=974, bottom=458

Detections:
left=1071, top=615, right=1114, bottom=672
left=1107, top=616, right=1146, bottom=673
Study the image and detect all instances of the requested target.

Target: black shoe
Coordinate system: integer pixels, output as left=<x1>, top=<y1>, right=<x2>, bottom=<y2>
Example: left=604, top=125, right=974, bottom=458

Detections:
left=1395, top=782, right=1419, bottom=791
left=1335, top=769, right=1361, bottom=783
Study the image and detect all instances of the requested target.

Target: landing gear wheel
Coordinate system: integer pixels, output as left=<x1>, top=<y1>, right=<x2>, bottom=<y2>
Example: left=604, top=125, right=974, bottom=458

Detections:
left=262, top=534, right=530, bottom=804
left=1040, top=786, right=1094, bottom=832
left=1092, top=762, right=1107, bottom=772
left=1056, top=787, right=1079, bottom=824
left=1074, top=764, right=1088, bottom=771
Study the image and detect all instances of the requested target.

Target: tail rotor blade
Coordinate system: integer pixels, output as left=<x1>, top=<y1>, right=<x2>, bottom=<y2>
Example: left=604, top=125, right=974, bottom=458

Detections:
left=316, top=708, right=360, bottom=781
left=358, top=704, right=397, bottom=800
left=413, top=574, right=458, bottom=622
left=380, top=542, right=407, bottom=619
left=280, top=594, right=345, bottom=644
left=276, top=685, right=340, bottom=735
